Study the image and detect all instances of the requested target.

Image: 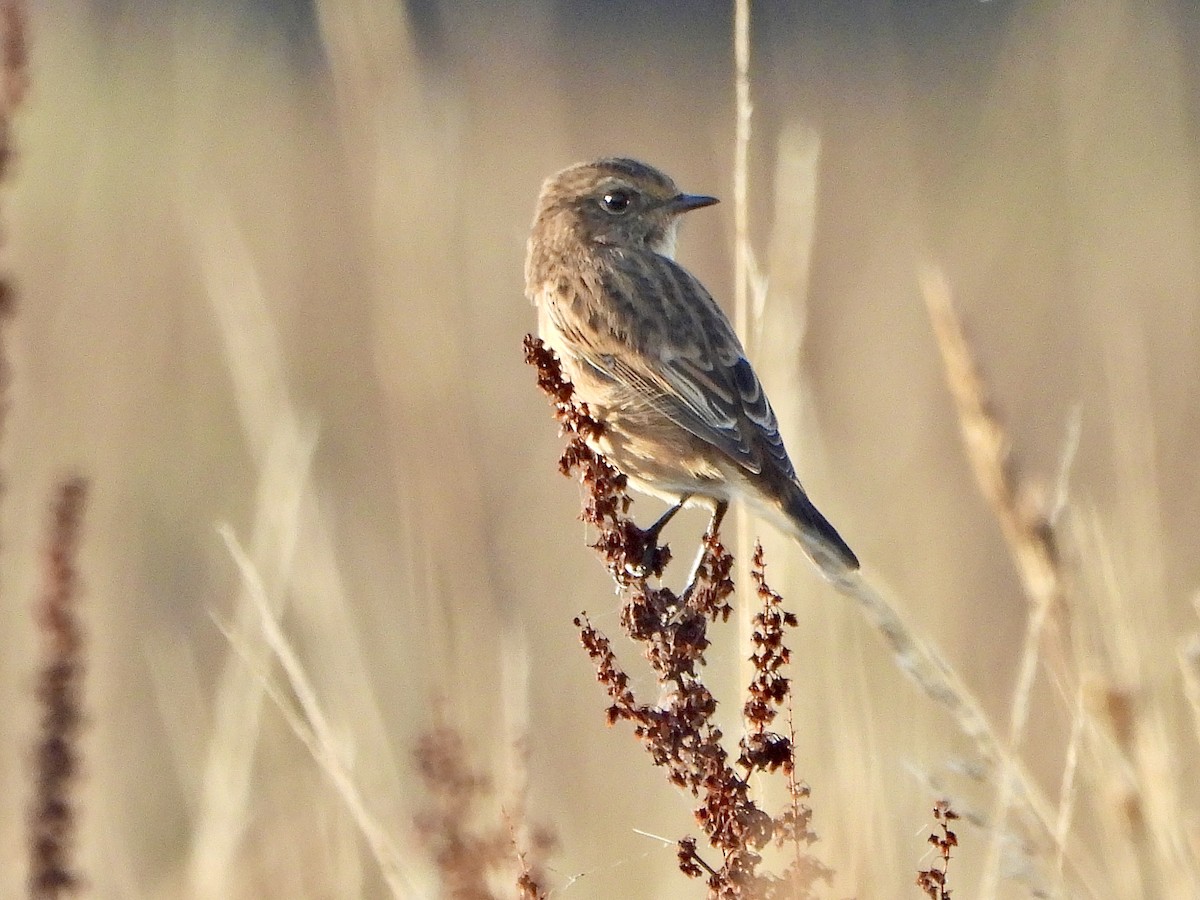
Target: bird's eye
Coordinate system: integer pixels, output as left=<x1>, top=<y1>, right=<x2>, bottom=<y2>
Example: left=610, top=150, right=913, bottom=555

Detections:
left=600, top=190, right=631, bottom=215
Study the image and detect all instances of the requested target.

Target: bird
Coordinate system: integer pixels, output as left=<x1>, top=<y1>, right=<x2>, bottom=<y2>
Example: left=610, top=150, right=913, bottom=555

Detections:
left=524, top=157, right=858, bottom=581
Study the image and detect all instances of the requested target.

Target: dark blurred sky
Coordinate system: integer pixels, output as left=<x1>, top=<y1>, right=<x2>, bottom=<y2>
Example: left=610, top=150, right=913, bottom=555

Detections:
left=233, top=0, right=1023, bottom=69
left=155, top=0, right=1200, bottom=151
left=230, top=0, right=1198, bottom=155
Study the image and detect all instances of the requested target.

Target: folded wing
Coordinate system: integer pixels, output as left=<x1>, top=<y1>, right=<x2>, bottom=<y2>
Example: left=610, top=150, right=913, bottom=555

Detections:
left=556, top=250, right=798, bottom=482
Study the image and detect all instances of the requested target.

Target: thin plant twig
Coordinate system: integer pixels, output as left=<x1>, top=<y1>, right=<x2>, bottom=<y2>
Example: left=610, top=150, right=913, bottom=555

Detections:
left=918, top=266, right=1066, bottom=627
left=830, top=569, right=1050, bottom=813
left=732, top=0, right=757, bottom=704
left=218, top=525, right=416, bottom=899
left=1183, top=659, right=1200, bottom=755
left=916, top=800, right=959, bottom=900
left=733, top=0, right=753, bottom=344
left=1053, top=684, right=1087, bottom=893
left=918, top=264, right=1075, bottom=897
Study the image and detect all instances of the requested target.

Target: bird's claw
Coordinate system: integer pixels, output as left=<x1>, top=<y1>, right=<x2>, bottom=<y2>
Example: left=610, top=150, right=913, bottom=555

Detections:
left=630, top=528, right=669, bottom=578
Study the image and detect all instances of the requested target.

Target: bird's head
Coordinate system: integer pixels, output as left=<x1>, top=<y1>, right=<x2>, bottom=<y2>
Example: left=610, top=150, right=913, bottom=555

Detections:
left=532, top=158, right=718, bottom=258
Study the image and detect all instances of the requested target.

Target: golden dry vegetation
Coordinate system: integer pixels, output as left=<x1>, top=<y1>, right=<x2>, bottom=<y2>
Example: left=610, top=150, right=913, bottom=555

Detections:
left=3, top=2, right=1199, bottom=898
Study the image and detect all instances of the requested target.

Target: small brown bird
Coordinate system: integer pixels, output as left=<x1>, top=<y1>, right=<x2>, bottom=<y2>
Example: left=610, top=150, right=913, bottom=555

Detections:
left=525, top=158, right=858, bottom=580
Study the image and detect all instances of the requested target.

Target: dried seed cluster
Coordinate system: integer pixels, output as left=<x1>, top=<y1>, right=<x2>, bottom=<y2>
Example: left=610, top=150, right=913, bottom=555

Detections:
left=526, top=335, right=830, bottom=898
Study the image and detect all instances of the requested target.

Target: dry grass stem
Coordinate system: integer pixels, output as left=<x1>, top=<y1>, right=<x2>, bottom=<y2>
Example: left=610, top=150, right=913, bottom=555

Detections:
left=732, top=0, right=759, bottom=703
left=918, top=264, right=1074, bottom=897
left=732, top=0, right=753, bottom=343
left=1182, top=609, right=1200, bottom=755
left=219, top=525, right=417, bottom=899
left=1053, top=685, right=1087, bottom=893
left=186, top=183, right=414, bottom=895
left=186, top=419, right=320, bottom=895
left=185, top=190, right=338, bottom=895
left=918, top=265, right=1067, bottom=636
left=829, top=569, right=1067, bottom=856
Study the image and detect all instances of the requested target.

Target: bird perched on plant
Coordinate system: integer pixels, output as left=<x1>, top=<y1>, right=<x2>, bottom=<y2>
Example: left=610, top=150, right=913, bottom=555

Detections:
left=525, top=158, right=858, bottom=581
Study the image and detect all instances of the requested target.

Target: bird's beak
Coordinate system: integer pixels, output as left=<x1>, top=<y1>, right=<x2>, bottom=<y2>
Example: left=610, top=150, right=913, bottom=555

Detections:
left=663, top=193, right=720, bottom=214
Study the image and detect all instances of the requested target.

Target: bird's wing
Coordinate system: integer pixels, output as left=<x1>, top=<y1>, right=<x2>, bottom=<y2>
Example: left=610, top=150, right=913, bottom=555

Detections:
left=557, top=250, right=796, bottom=480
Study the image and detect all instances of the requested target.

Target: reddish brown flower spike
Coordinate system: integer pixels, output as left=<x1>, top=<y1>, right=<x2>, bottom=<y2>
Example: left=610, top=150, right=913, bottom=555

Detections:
left=526, top=337, right=830, bottom=897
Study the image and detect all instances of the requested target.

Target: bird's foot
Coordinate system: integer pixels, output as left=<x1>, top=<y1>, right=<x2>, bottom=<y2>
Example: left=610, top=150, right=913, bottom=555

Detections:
left=626, top=498, right=689, bottom=579
left=631, top=531, right=671, bottom=579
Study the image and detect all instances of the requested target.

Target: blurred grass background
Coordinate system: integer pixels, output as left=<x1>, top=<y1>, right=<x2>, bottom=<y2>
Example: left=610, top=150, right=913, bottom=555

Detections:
left=3, top=0, right=1199, bottom=897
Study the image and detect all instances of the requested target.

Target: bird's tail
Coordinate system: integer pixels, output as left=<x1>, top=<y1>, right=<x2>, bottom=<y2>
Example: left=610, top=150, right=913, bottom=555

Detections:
left=779, top=482, right=860, bottom=580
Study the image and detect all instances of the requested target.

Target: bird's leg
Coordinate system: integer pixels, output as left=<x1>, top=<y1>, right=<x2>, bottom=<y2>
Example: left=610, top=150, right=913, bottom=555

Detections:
left=637, top=494, right=690, bottom=573
left=705, top=501, right=729, bottom=542
left=679, top=501, right=729, bottom=604
left=645, top=496, right=689, bottom=542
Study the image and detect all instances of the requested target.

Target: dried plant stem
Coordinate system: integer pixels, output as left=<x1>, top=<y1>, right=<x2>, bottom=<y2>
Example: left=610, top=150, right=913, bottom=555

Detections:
left=184, top=188, right=321, bottom=895
left=981, top=596, right=1056, bottom=896
left=782, top=697, right=809, bottom=875
left=833, top=563, right=1111, bottom=895
left=916, top=800, right=959, bottom=899
left=218, top=526, right=416, bottom=899
left=28, top=478, right=89, bottom=900
left=1053, top=684, right=1087, bottom=893
left=1183, top=645, right=1200, bottom=751
left=732, top=0, right=760, bottom=711
left=733, top=0, right=752, bottom=343
left=832, top=570, right=1039, bottom=800
left=1179, top=603, right=1200, bottom=884
left=188, top=422, right=318, bottom=896
left=1183, top=594, right=1200, bottom=749
left=918, top=265, right=1078, bottom=896
left=918, top=265, right=1068, bottom=640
